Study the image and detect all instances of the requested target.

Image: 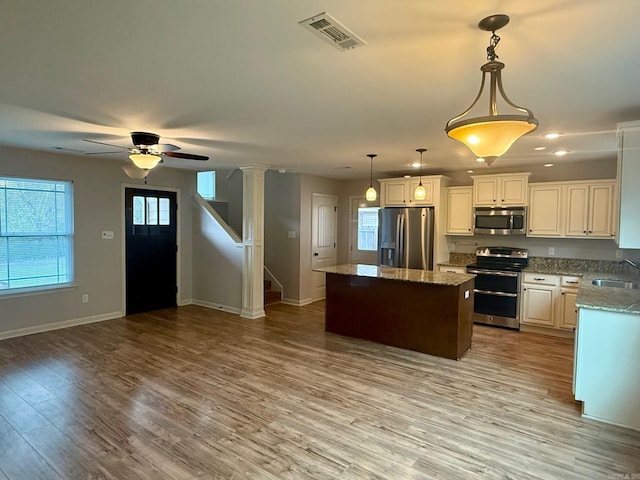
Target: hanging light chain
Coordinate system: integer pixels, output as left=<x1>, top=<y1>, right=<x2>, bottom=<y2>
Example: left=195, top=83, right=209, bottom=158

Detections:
left=486, top=31, right=501, bottom=61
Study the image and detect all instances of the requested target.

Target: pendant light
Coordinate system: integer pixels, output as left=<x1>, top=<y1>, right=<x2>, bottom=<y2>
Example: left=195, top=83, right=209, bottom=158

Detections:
left=365, top=154, right=377, bottom=202
left=445, top=14, right=538, bottom=166
left=414, top=148, right=427, bottom=200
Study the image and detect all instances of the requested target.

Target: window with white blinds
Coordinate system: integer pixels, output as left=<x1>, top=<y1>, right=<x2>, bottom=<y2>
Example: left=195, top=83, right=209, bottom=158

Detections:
left=0, top=177, right=74, bottom=292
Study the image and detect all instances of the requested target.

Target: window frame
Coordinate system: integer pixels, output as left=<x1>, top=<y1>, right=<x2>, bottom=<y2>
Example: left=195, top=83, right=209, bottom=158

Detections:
left=0, top=175, right=75, bottom=296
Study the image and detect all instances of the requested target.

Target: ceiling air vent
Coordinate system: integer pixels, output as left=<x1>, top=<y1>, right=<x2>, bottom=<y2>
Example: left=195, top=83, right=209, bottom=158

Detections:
left=299, top=12, right=365, bottom=51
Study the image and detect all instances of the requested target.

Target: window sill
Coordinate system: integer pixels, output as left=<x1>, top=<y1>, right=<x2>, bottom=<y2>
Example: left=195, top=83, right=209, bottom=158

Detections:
left=0, top=283, right=78, bottom=300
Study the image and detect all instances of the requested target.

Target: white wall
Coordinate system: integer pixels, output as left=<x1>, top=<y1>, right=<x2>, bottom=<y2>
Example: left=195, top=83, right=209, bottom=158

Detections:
left=264, top=170, right=301, bottom=302
left=191, top=196, right=243, bottom=312
left=0, top=146, right=195, bottom=338
left=214, top=168, right=243, bottom=236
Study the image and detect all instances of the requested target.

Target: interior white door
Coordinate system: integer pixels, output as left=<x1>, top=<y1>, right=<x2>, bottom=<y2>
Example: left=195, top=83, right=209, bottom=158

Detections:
left=311, top=193, right=338, bottom=301
left=349, top=196, right=378, bottom=265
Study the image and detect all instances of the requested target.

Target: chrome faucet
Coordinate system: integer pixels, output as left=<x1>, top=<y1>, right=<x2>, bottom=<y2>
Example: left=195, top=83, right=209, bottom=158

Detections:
left=619, top=258, right=640, bottom=273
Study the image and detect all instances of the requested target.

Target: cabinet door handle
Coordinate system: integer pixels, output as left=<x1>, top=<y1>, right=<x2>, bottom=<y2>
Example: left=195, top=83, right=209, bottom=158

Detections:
left=561, top=292, right=565, bottom=295
left=566, top=281, right=579, bottom=284
left=588, top=230, right=592, bottom=233
left=583, top=230, right=587, bottom=233
left=533, top=277, right=546, bottom=281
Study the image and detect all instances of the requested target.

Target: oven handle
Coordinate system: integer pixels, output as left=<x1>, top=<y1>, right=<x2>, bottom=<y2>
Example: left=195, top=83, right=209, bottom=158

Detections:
left=474, top=289, right=518, bottom=298
left=467, top=268, right=519, bottom=278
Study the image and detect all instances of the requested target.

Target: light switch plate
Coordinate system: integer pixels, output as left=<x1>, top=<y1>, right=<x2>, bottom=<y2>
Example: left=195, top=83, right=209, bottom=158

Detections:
left=287, top=231, right=296, bottom=239
left=101, top=231, right=114, bottom=240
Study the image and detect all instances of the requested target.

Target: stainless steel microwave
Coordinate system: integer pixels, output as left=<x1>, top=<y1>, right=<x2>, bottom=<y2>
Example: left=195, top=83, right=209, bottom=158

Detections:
left=474, top=207, right=527, bottom=235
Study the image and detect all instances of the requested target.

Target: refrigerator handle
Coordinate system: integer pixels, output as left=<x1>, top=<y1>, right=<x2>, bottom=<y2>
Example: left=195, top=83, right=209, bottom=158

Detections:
left=399, top=214, right=406, bottom=267
left=394, top=213, right=402, bottom=267
left=421, top=210, right=426, bottom=269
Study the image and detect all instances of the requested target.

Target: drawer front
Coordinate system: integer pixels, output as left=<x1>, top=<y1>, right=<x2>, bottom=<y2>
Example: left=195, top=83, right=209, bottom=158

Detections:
left=561, top=275, right=581, bottom=288
left=438, top=265, right=467, bottom=274
left=523, top=272, right=560, bottom=286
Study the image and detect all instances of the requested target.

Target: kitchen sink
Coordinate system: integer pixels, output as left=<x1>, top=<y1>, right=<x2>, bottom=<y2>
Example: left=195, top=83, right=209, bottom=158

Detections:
left=592, top=279, right=638, bottom=289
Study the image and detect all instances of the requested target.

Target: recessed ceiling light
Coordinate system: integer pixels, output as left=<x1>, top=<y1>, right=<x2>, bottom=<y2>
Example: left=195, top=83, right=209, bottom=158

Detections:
left=476, top=158, right=485, bottom=163
left=544, top=163, right=554, bottom=167
left=545, top=133, right=561, bottom=139
left=410, top=162, right=421, bottom=168
left=404, top=175, right=411, bottom=178
left=534, top=146, right=546, bottom=151
left=554, top=150, right=568, bottom=156
left=467, top=170, right=474, bottom=173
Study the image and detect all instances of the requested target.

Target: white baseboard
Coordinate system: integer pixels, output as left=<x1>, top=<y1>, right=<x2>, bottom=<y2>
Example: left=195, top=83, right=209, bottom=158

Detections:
left=191, top=299, right=242, bottom=315
left=0, top=311, right=123, bottom=341
left=520, top=324, right=575, bottom=338
left=178, top=298, right=193, bottom=306
left=282, top=297, right=314, bottom=307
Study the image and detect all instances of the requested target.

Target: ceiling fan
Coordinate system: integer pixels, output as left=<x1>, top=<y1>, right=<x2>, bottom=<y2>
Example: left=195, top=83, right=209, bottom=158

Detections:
left=84, top=131, right=209, bottom=171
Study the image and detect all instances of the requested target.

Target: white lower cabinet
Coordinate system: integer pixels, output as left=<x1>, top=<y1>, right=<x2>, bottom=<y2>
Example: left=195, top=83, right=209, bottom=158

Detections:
left=521, top=273, right=580, bottom=334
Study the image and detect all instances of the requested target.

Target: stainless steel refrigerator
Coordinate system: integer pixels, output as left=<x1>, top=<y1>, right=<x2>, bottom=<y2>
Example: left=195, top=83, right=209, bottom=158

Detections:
left=377, top=207, right=434, bottom=270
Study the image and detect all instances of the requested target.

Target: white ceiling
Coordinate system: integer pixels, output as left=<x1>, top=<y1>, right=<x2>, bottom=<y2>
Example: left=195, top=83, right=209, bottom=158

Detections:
left=1, top=1, right=639, bottom=179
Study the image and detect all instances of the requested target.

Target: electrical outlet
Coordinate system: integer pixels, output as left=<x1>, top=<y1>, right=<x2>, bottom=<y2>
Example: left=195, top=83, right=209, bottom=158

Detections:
left=616, top=250, right=623, bottom=259
left=82, top=294, right=89, bottom=303
left=548, top=247, right=555, bottom=255
left=101, top=230, right=114, bottom=240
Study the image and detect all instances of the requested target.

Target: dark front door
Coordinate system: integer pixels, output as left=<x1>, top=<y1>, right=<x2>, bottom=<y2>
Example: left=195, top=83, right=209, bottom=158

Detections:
left=125, top=188, right=177, bottom=315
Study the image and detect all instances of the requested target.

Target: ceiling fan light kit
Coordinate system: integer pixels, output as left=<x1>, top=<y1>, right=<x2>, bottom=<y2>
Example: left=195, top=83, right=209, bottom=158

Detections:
left=129, top=153, right=162, bottom=170
left=445, top=14, right=538, bottom=166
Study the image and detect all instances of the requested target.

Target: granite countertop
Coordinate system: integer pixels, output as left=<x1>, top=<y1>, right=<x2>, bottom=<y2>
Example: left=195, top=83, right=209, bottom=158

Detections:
left=315, top=264, right=475, bottom=287
left=575, top=272, right=640, bottom=315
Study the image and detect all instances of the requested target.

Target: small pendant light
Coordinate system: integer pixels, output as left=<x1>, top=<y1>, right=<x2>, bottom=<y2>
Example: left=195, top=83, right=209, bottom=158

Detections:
left=414, top=148, right=427, bottom=200
left=365, top=154, right=377, bottom=202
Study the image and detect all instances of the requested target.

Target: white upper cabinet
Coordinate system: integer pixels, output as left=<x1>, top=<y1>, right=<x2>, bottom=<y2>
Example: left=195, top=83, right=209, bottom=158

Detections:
left=527, top=180, right=616, bottom=239
left=383, top=180, right=408, bottom=206
left=565, top=182, right=615, bottom=238
left=445, top=186, right=473, bottom=235
left=528, top=185, right=562, bottom=236
left=472, top=173, right=529, bottom=206
left=379, top=176, right=438, bottom=207
left=617, top=121, right=640, bottom=248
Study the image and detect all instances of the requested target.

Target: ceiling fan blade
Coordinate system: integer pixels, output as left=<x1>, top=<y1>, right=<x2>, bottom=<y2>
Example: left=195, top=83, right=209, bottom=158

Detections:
left=162, top=151, right=209, bottom=161
left=155, top=143, right=181, bottom=152
left=83, top=139, right=130, bottom=149
left=85, top=150, right=130, bottom=155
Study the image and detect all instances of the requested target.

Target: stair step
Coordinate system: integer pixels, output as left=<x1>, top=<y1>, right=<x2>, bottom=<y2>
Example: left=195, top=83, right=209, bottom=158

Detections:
left=264, top=289, right=281, bottom=305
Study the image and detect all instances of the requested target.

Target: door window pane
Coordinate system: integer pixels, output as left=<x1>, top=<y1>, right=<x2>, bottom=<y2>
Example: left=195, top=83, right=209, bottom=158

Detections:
left=159, top=198, right=170, bottom=225
left=133, top=196, right=145, bottom=225
left=146, top=197, right=158, bottom=225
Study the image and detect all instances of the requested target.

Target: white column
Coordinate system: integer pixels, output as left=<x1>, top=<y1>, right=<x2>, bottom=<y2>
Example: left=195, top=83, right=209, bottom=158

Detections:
left=239, top=165, right=268, bottom=319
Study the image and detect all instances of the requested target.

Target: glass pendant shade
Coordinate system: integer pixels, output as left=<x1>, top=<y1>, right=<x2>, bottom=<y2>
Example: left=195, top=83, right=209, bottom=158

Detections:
left=129, top=153, right=162, bottom=170
left=365, top=153, right=377, bottom=202
left=446, top=116, right=537, bottom=159
left=365, top=186, right=377, bottom=202
left=414, top=182, right=426, bottom=200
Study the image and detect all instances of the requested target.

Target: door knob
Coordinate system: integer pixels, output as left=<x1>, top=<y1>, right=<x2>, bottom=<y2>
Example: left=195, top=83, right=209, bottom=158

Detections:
left=313, top=252, right=319, bottom=256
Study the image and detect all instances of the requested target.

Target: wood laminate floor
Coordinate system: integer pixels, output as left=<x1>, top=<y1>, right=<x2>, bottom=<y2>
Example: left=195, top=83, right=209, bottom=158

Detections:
left=0, top=302, right=639, bottom=479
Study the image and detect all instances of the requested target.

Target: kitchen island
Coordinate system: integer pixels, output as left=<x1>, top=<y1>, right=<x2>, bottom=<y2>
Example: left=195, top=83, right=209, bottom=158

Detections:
left=315, top=264, right=475, bottom=360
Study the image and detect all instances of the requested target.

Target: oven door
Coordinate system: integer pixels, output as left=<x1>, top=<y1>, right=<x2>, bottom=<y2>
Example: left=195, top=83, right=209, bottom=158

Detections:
left=467, top=268, right=520, bottom=329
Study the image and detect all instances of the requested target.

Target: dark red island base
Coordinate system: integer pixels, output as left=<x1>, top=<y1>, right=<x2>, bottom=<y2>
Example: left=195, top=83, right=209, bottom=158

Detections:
left=318, top=265, right=476, bottom=360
